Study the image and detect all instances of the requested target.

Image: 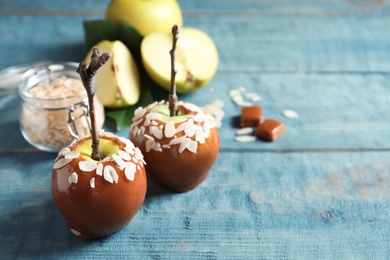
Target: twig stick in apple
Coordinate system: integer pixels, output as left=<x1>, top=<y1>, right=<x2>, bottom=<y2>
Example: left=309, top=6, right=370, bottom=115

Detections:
left=77, top=47, right=112, bottom=160
left=169, top=24, right=179, bottom=117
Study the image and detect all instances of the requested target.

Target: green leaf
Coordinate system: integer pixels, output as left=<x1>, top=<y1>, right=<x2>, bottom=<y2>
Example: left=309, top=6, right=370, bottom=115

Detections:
left=105, top=82, right=154, bottom=131
left=83, top=19, right=143, bottom=60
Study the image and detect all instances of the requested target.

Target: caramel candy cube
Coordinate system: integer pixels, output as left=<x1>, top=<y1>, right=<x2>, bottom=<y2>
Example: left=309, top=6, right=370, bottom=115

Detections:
left=255, top=119, right=286, bottom=141
left=240, top=106, right=262, bottom=127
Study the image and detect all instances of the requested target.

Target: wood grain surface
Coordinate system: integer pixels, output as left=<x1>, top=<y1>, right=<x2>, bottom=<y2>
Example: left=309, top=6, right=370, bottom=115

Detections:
left=1, top=0, right=390, bottom=259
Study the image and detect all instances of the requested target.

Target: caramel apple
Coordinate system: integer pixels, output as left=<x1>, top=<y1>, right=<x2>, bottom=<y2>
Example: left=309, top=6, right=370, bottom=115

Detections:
left=129, top=101, right=219, bottom=192
left=52, top=132, right=147, bottom=238
left=129, top=25, right=220, bottom=192
left=51, top=48, right=147, bottom=239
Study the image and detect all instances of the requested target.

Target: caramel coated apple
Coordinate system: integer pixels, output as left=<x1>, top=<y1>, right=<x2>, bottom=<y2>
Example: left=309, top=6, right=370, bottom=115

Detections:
left=51, top=132, right=147, bottom=239
left=129, top=101, right=220, bottom=192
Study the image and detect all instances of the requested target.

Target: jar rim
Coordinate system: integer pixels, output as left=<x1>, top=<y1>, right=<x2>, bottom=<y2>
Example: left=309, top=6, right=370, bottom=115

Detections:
left=18, top=62, right=86, bottom=102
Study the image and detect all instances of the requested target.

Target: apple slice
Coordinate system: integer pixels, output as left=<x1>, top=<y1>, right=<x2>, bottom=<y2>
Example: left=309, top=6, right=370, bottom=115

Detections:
left=141, top=27, right=219, bottom=93
left=85, top=40, right=140, bottom=108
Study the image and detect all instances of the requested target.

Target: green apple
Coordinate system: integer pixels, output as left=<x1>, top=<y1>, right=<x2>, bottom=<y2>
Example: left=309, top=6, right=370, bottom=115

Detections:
left=85, top=40, right=140, bottom=108
left=141, top=27, right=219, bottom=93
left=76, top=138, right=120, bottom=161
left=105, top=0, right=183, bottom=37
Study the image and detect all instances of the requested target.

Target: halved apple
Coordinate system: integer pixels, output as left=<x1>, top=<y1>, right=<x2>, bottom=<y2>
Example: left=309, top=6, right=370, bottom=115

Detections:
left=85, top=40, right=140, bottom=108
left=141, top=28, right=219, bottom=93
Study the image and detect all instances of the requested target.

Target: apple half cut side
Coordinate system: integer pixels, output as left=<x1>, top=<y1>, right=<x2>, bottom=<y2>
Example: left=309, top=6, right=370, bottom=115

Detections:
left=129, top=101, right=220, bottom=192
left=85, top=40, right=141, bottom=108
left=141, top=28, right=219, bottom=93
left=51, top=132, right=147, bottom=239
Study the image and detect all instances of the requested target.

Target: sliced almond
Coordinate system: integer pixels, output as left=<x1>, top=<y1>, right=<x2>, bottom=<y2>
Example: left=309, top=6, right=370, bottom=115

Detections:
left=145, top=139, right=155, bottom=152
left=185, top=125, right=197, bottom=137
left=144, top=134, right=154, bottom=140
left=125, top=163, right=136, bottom=181
left=146, top=112, right=162, bottom=121
left=179, top=138, right=191, bottom=153
left=96, top=163, right=103, bottom=176
left=68, top=172, right=78, bottom=184
left=78, top=160, right=97, bottom=172
left=195, top=128, right=206, bottom=144
left=283, top=109, right=299, bottom=118
left=104, top=165, right=119, bottom=184
left=143, top=118, right=151, bottom=127
left=162, top=144, right=171, bottom=149
left=187, top=140, right=198, bottom=153
left=64, top=150, right=80, bottom=160
left=58, top=147, right=71, bottom=157
left=118, top=150, right=131, bottom=161
left=53, top=158, right=72, bottom=169
left=235, top=135, right=256, bottom=142
left=164, top=121, right=176, bottom=138
left=101, top=157, right=113, bottom=163
left=113, top=154, right=126, bottom=169
left=150, top=126, right=163, bottom=139
left=133, top=106, right=146, bottom=120
left=125, top=146, right=135, bottom=155
left=236, top=127, right=253, bottom=135
left=169, top=135, right=187, bottom=146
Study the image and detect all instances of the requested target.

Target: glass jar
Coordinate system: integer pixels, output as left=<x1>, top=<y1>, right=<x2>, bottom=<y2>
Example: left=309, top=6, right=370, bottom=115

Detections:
left=19, top=62, right=105, bottom=152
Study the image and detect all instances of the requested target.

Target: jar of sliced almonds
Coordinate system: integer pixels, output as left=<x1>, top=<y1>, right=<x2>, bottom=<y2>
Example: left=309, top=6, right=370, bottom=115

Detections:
left=19, top=62, right=104, bottom=152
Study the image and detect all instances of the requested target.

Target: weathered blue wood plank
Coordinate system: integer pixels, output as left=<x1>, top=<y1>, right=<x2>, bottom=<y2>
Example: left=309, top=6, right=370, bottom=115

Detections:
left=2, top=13, right=390, bottom=73
left=190, top=14, right=390, bottom=73
left=1, top=150, right=390, bottom=259
left=1, top=0, right=390, bottom=259
left=2, top=0, right=390, bottom=14
left=0, top=15, right=92, bottom=69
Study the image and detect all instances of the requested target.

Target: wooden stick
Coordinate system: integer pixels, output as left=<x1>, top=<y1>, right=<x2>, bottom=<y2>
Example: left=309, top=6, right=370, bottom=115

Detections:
left=77, top=47, right=111, bottom=160
left=169, top=24, right=179, bottom=117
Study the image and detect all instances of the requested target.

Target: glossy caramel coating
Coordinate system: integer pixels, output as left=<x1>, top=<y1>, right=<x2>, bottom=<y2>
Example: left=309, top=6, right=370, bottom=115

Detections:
left=132, top=126, right=219, bottom=192
left=51, top=136, right=147, bottom=239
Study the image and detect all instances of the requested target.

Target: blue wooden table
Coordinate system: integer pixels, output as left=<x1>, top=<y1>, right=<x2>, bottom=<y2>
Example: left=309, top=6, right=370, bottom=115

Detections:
left=1, top=0, right=390, bottom=259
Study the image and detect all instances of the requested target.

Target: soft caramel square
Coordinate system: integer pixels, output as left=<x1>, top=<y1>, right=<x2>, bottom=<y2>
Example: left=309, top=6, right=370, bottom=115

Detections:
left=255, top=119, right=286, bottom=141
left=240, top=106, right=262, bottom=127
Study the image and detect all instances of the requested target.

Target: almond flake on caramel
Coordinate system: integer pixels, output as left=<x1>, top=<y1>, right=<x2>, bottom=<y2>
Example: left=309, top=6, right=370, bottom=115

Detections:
left=118, top=150, right=131, bottom=161
left=53, top=158, right=72, bottom=169
left=104, top=165, right=119, bottom=184
left=79, top=160, right=97, bottom=172
left=68, top=172, right=78, bottom=184
left=125, top=163, right=136, bottom=181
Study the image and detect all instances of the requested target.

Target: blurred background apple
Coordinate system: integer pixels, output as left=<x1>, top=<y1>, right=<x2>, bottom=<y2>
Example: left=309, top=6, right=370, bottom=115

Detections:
left=106, top=0, right=183, bottom=37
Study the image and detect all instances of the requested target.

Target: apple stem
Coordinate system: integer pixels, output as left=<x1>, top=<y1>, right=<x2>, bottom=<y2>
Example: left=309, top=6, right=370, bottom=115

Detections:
left=77, top=47, right=112, bottom=161
left=169, top=24, right=179, bottom=117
